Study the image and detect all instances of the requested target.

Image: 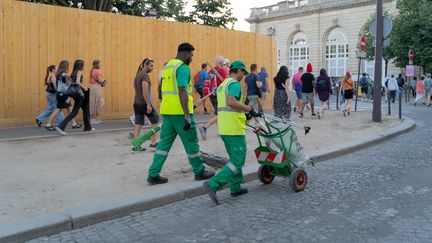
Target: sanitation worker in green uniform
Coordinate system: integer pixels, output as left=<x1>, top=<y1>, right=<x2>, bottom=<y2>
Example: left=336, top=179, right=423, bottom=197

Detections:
left=203, top=60, right=261, bottom=204
left=147, top=43, right=215, bottom=185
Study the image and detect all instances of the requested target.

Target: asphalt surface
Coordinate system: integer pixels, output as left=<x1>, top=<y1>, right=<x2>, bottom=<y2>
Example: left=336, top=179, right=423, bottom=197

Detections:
left=27, top=100, right=432, bottom=242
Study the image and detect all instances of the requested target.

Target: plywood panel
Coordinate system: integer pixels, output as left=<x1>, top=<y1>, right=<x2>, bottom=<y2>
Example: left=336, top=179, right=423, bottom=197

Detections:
left=0, top=1, right=276, bottom=126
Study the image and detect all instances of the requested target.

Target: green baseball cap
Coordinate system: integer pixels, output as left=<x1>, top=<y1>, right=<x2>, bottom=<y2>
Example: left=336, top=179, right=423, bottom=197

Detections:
left=229, top=60, right=249, bottom=75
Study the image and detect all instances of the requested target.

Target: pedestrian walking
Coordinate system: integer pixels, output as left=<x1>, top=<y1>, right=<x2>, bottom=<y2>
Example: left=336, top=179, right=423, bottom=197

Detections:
left=359, top=73, right=369, bottom=101
left=299, top=63, right=316, bottom=117
left=387, top=75, right=399, bottom=104
left=273, top=66, right=291, bottom=120
left=193, top=63, right=209, bottom=114
left=341, top=71, right=354, bottom=117
left=147, top=43, right=214, bottom=185
left=223, top=58, right=230, bottom=73
left=45, top=60, right=80, bottom=131
left=316, top=68, right=332, bottom=119
left=132, top=58, right=159, bottom=152
left=198, top=55, right=228, bottom=140
left=292, top=67, right=303, bottom=112
left=56, top=59, right=93, bottom=135
left=257, top=66, right=270, bottom=101
left=415, top=75, right=425, bottom=105
left=424, top=74, right=432, bottom=106
left=203, top=60, right=262, bottom=205
left=410, top=77, right=417, bottom=98
left=35, top=65, right=65, bottom=127
left=396, top=73, right=405, bottom=92
left=244, top=64, right=263, bottom=111
left=89, top=60, right=106, bottom=124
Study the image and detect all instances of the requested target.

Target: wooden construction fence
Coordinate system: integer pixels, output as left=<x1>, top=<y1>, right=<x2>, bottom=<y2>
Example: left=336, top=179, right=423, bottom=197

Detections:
left=0, top=0, right=277, bottom=126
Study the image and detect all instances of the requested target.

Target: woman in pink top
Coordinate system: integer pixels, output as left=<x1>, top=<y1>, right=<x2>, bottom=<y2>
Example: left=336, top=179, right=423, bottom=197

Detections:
left=89, top=60, right=105, bottom=124
left=415, top=75, right=425, bottom=106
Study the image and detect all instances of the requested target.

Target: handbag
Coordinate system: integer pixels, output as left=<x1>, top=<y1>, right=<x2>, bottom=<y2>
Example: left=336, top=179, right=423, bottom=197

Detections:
left=65, top=83, right=84, bottom=98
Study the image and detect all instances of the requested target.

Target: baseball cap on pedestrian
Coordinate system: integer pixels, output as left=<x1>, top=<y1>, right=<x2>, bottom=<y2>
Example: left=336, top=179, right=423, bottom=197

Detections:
left=230, top=60, right=249, bottom=75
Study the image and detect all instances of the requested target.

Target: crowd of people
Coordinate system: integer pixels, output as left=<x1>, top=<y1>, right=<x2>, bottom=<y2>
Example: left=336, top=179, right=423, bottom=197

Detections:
left=35, top=59, right=106, bottom=135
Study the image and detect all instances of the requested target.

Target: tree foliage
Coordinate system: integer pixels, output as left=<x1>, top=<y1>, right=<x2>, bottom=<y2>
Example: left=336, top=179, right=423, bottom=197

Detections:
left=22, top=0, right=237, bottom=29
left=189, top=0, right=237, bottom=28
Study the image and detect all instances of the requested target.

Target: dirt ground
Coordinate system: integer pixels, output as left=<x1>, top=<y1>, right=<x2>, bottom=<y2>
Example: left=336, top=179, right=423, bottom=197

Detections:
left=0, top=110, right=402, bottom=225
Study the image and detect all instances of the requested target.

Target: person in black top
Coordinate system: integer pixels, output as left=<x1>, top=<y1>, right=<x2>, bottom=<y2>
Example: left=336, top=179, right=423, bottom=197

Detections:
left=56, top=59, right=93, bottom=135
left=299, top=63, right=316, bottom=117
left=273, top=66, right=291, bottom=120
left=244, top=64, right=263, bottom=111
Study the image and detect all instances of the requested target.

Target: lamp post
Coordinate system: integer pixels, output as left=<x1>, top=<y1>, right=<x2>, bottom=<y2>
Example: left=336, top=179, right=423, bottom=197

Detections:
left=372, top=0, right=383, bottom=122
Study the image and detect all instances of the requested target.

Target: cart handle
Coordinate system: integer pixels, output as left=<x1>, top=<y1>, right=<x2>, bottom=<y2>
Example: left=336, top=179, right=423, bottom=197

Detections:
left=261, top=113, right=311, bottom=135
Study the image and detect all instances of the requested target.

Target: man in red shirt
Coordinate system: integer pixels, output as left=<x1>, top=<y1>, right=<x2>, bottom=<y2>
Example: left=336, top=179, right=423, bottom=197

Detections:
left=199, top=56, right=228, bottom=140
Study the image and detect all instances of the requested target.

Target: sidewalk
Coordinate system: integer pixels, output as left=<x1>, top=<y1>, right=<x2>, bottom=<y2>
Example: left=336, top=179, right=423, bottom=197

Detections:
left=0, top=110, right=415, bottom=242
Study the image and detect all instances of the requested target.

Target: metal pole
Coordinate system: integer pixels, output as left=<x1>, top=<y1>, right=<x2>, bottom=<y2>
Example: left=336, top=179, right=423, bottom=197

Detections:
left=399, top=90, right=402, bottom=119
left=388, top=90, right=391, bottom=115
left=336, top=83, right=339, bottom=110
left=372, top=0, right=383, bottom=122
left=355, top=58, right=361, bottom=111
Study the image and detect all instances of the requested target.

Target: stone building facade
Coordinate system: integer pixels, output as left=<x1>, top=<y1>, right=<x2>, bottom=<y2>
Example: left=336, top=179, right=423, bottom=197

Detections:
left=246, top=0, right=401, bottom=80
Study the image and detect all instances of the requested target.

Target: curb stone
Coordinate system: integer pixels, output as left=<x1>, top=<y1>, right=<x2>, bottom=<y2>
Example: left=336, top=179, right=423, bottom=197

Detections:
left=0, top=117, right=415, bottom=242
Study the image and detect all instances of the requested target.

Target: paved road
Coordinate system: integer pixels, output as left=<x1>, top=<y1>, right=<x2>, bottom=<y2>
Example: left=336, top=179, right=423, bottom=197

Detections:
left=30, top=103, right=432, bottom=243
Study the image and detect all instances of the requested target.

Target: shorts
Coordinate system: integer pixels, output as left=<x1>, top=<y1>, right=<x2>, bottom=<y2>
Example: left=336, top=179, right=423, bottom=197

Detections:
left=195, top=87, right=204, bottom=98
left=295, top=91, right=302, bottom=99
left=301, top=92, right=314, bottom=104
left=210, top=95, right=218, bottom=115
left=247, top=95, right=261, bottom=111
left=361, top=87, right=368, bottom=94
left=133, top=103, right=159, bottom=125
left=344, top=89, right=354, bottom=99
left=56, top=92, right=70, bottom=109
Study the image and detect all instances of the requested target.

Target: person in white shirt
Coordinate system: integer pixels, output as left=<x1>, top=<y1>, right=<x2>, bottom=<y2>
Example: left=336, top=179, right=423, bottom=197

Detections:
left=387, top=75, right=399, bottom=103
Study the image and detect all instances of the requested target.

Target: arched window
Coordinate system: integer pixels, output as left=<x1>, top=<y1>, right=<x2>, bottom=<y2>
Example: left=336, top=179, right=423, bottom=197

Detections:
left=326, top=28, right=349, bottom=77
left=289, top=32, right=309, bottom=76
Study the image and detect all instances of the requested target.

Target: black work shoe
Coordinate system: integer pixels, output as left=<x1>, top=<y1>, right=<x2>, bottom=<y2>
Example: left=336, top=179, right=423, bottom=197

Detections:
left=195, top=170, right=215, bottom=181
left=203, top=182, right=219, bottom=205
left=231, top=188, right=248, bottom=197
left=35, top=118, right=42, bottom=127
left=147, top=175, right=168, bottom=185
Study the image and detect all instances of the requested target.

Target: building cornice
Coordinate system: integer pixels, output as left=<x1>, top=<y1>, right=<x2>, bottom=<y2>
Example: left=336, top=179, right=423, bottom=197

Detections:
left=246, top=0, right=394, bottom=24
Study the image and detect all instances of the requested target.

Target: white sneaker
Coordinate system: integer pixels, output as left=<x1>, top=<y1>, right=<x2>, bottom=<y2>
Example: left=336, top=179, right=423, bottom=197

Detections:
left=90, top=119, right=100, bottom=125
left=129, top=115, right=135, bottom=127
left=55, top=127, right=67, bottom=135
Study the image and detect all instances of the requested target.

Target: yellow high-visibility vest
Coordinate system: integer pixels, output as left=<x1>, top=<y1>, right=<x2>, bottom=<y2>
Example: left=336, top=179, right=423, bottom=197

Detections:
left=217, top=78, right=246, bottom=135
left=160, top=59, right=194, bottom=115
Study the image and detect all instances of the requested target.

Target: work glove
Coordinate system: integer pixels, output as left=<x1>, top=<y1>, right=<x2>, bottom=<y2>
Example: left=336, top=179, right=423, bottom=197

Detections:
left=245, top=107, right=262, bottom=120
left=183, top=114, right=192, bottom=131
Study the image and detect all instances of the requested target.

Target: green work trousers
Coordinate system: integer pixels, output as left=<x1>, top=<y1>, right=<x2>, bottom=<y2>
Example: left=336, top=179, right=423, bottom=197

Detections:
left=207, top=135, right=247, bottom=194
left=148, top=114, right=204, bottom=177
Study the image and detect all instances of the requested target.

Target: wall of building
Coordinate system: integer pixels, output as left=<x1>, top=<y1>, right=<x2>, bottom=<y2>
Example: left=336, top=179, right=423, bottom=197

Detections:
left=0, top=0, right=277, bottom=127
left=251, top=1, right=400, bottom=78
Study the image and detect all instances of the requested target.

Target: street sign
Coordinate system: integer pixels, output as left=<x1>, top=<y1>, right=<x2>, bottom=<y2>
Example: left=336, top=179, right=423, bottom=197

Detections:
left=409, top=49, right=414, bottom=65
left=372, top=38, right=390, bottom=47
left=360, top=35, right=366, bottom=52
left=406, top=65, right=414, bottom=77
left=370, top=16, right=393, bottom=38
left=358, top=52, right=366, bottom=58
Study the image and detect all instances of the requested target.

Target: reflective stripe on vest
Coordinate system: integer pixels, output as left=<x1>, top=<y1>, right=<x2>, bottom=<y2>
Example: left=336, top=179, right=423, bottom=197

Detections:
left=160, top=59, right=194, bottom=115
left=217, top=78, right=246, bottom=135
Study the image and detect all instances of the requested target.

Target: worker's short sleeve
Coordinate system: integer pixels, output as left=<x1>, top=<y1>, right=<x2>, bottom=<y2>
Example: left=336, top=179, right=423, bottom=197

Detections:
left=227, top=81, right=241, bottom=101
left=176, top=64, right=190, bottom=87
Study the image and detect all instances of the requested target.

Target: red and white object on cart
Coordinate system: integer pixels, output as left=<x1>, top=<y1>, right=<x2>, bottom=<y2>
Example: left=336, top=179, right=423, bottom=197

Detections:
left=255, top=149, right=287, bottom=164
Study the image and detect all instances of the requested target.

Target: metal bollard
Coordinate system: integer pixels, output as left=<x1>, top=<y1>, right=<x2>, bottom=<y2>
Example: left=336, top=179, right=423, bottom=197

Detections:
left=388, top=91, right=391, bottom=115
left=399, top=91, right=403, bottom=118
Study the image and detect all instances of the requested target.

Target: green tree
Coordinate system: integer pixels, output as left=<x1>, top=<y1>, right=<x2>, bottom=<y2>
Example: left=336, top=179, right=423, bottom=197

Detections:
left=25, top=0, right=113, bottom=11
left=189, top=0, right=237, bottom=28
left=391, top=0, right=432, bottom=72
left=113, top=0, right=188, bottom=21
left=358, top=11, right=395, bottom=76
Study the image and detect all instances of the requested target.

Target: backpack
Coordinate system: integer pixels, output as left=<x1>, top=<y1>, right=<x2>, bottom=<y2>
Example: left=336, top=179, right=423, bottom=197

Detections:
left=360, top=77, right=368, bottom=87
left=193, top=71, right=201, bottom=86
left=397, top=77, right=404, bottom=87
left=424, top=79, right=432, bottom=90
left=203, top=73, right=217, bottom=96
left=317, top=78, right=327, bottom=91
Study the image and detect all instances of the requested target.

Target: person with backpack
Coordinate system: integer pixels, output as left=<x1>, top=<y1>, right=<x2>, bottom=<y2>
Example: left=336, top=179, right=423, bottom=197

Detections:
left=35, top=64, right=65, bottom=127
left=396, top=73, right=405, bottom=92
left=193, top=63, right=209, bottom=114
left=359, top=73, right=369, bottom=101
left=198, top=56, right=228, bottom=140
left=316, top=68, right=332, bottom=119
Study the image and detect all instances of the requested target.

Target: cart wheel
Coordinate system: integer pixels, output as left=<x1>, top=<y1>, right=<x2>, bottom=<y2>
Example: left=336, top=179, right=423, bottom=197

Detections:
left=258, top=165, right=275, bottom=184
left=290, top=168, right=307, bottom=192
